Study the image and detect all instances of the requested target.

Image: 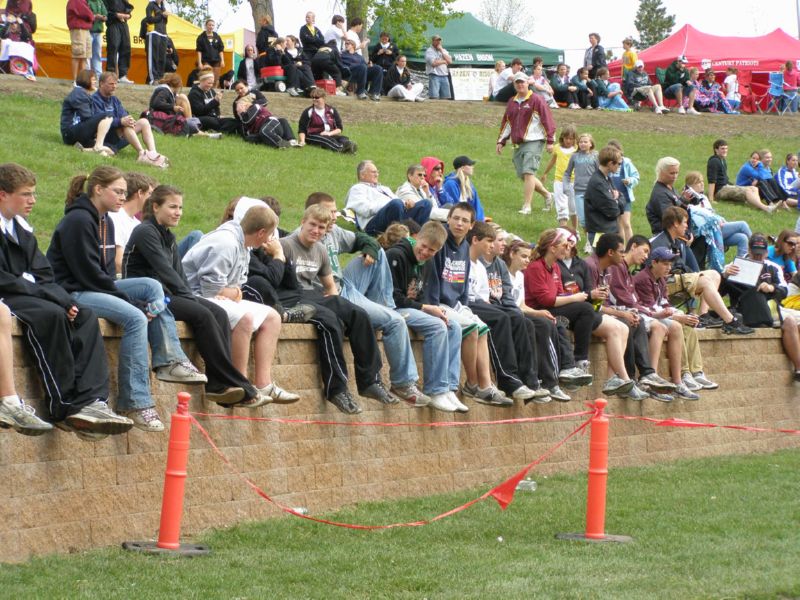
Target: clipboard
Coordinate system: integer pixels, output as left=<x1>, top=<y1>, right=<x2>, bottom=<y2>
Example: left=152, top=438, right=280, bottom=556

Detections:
left=726, top=257, right=764, bottom=288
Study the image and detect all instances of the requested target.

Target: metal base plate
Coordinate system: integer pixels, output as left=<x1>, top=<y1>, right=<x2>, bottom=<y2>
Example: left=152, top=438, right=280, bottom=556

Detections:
left=555, top=532, right=633, bottom=543
left=122, top=541, right=211, bottom=556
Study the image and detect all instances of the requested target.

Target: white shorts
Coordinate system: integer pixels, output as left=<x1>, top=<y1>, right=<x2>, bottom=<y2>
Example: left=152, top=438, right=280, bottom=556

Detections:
left=207, top=297, right=273, bottom=331
left=440, top=303, right=489, bottom=337
left=554, top=180, right=576, bottom=221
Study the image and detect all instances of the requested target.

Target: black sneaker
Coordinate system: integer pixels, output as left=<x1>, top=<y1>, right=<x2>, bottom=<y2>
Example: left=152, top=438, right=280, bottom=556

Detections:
left=283, top=303, right=316, bottom=323
left=697, top=312, right=723, bottom=329
left=329, top=391, right=361, bottom=414
left=722, top=318, right=754, bottom=335
left=361, top=381, right=398, bottom=404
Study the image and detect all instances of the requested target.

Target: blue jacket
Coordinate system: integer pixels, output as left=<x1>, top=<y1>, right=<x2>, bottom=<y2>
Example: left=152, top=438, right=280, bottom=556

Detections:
left=91, top=90, right=129, bottom=129
left=441, top=172, right=485, bottom=221
left=735, top=161, right=771, bottom=186
left=60, top=86, right=95, bottom=136
left=422, top=230, right=470, bottom=308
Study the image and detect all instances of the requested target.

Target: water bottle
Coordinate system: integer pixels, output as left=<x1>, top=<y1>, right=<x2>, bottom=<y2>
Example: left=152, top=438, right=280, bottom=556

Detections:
left=146, top=296, right=170, bottom=317
left=515, top=478, right=537, bottom=492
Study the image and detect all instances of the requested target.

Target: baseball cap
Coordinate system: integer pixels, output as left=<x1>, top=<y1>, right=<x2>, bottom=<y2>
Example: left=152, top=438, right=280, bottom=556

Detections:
left=650, top=247, right=677, bottom=262
left=749, top=233, right=769, bottom=254
left=513, top=72, right=528, bottom=82
left=453, top=155, right=476, bottom=170
left=678, top=55, right=689, bottom=64
left=634, top=59, right=644, bottom=68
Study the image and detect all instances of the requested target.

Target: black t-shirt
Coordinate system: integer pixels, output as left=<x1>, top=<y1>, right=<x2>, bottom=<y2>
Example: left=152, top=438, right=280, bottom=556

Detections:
left=706, top=155, right=729, bottom=197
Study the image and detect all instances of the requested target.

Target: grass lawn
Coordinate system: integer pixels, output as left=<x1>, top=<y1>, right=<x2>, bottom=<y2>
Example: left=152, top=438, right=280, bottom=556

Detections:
left=0, top=448, right=798, bottom=598
left=0, top=76, right=798, bottom=251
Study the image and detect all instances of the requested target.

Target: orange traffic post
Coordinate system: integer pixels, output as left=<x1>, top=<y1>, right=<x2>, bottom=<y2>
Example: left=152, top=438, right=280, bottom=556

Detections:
left=556, top=398, right=632, bottom=543
left=122, top=392, right=210, bottom=556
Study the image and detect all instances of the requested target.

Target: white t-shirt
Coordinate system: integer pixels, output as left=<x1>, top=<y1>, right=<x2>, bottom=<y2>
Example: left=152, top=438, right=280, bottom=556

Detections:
left=468, top=259, right=492, bottom=303
left=108, top=210, right=140, bottom=249
left=511, top=270, right=525, bottom=307
left=323, top=26, right=345, bottom=48
left=724, top=74, right=739, bottom=101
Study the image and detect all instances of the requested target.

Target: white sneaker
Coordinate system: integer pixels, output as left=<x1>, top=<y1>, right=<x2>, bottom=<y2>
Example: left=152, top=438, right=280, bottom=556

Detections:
left=518, top=206, right=531, bottom=215
left=692, top=371, right=719, bottom=390
left=583, top=241, right=593, bottom=255
left=155, top=361, right=207, bottom=384
left=681, top=372, right=702, bottom=392
left=259, top=382, right=300, bottom=404
left=428, top=393, right=456, bottom=412
left=448, top=391, right=469, bottom=413
left=122, top=407, right=165, bottom=432
left=654, top=106, right=664, bottom=114
left=687, top=107, right=700, bottom=115
left=118, top=76, right=134, bottom=84
left=677, top=106, right=686, bottom=114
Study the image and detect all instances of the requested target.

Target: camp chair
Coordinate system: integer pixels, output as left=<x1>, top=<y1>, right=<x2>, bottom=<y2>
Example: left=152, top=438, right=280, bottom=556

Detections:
left=765, top=72, right=798, bottom=116
left=736, top=71, right=761, bottom=113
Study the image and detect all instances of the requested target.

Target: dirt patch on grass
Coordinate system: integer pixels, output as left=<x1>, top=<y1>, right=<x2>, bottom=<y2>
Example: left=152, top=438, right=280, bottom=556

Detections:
left=1, top=73, right=795, bottom=138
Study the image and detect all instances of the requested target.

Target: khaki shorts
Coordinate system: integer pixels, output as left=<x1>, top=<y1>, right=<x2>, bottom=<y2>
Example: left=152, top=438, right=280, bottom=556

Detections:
left=666, top=272, right=704, bottom=299
left=512, top=140, right=545, bottom=179
left=70, top=29, right=91, bottom=59
left=715, top=184, right=749, bottom=202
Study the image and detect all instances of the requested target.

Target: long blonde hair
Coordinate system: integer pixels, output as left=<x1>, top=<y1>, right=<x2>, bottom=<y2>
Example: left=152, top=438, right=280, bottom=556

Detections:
left=456, top=168, right=473, bottom=202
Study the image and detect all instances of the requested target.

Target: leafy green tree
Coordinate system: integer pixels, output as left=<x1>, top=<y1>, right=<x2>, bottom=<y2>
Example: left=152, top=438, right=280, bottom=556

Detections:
left=170, top=0, right=274, bottom=29
left=633, top=0, right=676, bottom=49
left=346, top=0, right=457, bottom=53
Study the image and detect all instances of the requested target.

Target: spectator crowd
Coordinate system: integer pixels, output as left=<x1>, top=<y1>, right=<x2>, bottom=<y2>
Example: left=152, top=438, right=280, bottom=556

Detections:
left=2, top=11, right=800, bottom=446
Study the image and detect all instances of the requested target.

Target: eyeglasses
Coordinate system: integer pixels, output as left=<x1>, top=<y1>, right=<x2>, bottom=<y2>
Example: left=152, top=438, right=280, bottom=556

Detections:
left=108, top=187, right=127, bottom=197
left=786, top=241, right=797, bottom=248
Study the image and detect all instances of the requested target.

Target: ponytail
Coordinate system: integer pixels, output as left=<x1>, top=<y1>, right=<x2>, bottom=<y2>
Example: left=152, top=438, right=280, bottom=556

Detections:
left=66, top=165, right=125, bottom=206
left=66, top=174, right=89, bottom=206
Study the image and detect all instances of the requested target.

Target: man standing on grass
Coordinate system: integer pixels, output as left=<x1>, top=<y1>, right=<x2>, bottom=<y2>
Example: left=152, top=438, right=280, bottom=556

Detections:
left=496, top=72, right=556, bottom=215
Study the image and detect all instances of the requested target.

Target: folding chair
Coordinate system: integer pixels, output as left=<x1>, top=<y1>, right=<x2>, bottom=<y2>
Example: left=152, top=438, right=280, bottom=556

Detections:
left=765, top=72, right=798, bottom=116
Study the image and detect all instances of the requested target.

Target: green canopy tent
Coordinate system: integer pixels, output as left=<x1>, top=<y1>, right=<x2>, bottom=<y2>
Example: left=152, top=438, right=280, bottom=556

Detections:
left=375, top=12, right=563, bottom=67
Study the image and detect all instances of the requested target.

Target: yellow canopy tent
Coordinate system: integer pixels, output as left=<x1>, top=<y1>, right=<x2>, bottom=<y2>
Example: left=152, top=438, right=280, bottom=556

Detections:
left=26, top=0, right=234, bottom=82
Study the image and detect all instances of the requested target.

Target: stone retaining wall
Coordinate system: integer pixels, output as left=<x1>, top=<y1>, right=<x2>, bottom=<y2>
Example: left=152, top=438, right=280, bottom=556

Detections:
left=1, top=322, right=798, bottom=562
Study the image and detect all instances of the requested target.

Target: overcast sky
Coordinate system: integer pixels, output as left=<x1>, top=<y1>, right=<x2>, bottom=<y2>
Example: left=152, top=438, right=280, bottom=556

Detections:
left=209, top=0, right=799, bottom=67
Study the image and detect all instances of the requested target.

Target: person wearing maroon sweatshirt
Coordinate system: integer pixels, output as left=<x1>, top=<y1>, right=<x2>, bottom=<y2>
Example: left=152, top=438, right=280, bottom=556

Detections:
left=67, top=0, right=95, bottom=83
left=524, top=228, right=634, bottom=397
left=496, top=72, right=556, bottom=214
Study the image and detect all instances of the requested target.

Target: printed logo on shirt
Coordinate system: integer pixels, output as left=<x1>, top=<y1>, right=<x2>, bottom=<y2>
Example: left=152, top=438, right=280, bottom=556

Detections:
left=442, top=257, right=466, bottom=284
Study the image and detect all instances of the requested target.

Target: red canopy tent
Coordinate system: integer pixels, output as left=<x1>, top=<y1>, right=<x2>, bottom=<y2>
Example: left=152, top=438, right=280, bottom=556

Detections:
left=608, top=24, right=800, bottom=80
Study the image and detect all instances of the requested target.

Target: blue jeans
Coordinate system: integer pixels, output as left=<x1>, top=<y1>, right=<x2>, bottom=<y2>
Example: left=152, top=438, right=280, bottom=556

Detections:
left=598, top=84, right=630, bottom=111
left=342, top=250, right=396, bottom=309
left=574, top=192, right=586, bottom=228
left=428, top=74, right=451, bottom=99
left=178, top=230, right=203, bottom=258
left=91, top=32, right=104, bottom=79
left=364, top=199, right=433, bottom=236
left=720, top=221, right=752, bottom=257
left=72, top=278, right=188, bottom=411
left=398, top=308, right=462, bottom=395
left=340, top=273, right=418, bottom=388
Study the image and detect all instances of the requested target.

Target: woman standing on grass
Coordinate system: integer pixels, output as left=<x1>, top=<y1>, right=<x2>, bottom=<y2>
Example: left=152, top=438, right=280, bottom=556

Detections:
left=122, top=185, right=265, bottom=407
left=46, top=166, right=207, bottom=432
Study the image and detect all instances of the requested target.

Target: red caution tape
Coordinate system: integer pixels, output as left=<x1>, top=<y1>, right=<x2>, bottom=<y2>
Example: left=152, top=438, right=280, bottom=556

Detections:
left=607, top=414, right=800, bottom=435
left=190, top=410, right=593, bottom=428
left=189, top=414, right=593, bottom=529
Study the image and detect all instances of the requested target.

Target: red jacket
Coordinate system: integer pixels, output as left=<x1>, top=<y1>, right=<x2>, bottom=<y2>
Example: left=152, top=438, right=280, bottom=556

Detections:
left=66, top=0, right=94, bottom=30
left=498, top=90, right=556, bottom=146
left=524, top=258, right=563, bottom=308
